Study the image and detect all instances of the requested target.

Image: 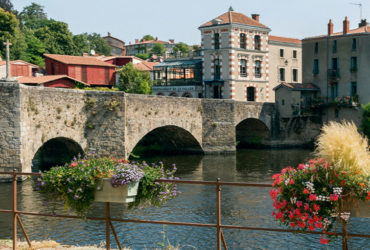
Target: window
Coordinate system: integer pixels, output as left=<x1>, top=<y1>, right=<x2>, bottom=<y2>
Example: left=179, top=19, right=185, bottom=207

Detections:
left=350, top=57, right=357, bottom=72
left=352, top=38, right=357, bottom=51
left=331, top=58, right=338, bottom=70
left=240, top=33, right=246, bottom=49
left=280, top=49, right=284, bottom=57
left=333, top=40, right=337, bottom=53
left=293, top=50, right=297, bottom=59
left=247, top=87, right=255, bottom=101
left=213, top=85, right=221, bottom=99
left=254, top=35, right=261, bottom=50
left=255, top=60, right=261, bottom=78
left=282, top=99, right=285, bottom=105
left=280, top=68, right=285, bottom=81
left=314, top=42, right=318, bottom=54
left=214, top=33, right=220, bottom=49
left=330, top=82, right=338, bottom=100
left=214, top=59, right=220, bottom=80
left=350, top=82, right=357, bottom=97
left=293, top=69, right=298, bottom=82
left=240, top=59, right=247, bottom=77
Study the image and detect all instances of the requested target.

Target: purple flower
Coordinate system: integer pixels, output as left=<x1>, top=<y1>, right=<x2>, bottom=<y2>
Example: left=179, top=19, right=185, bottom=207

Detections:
left=68, top=188, right=72, bottom=193
left=74, top=194, right=79, bottom=200
left=41, top=182, right=46, bottom=186
left=66, top=178, right=70, bottom=182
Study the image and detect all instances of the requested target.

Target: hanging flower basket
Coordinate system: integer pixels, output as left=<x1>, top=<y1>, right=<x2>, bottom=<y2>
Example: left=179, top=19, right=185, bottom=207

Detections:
left=94, top=178, right=139, bottom=203
left=35, top=157, right=179, bottom=217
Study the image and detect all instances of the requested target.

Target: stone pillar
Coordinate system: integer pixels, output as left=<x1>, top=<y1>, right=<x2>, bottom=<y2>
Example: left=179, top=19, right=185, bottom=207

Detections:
left=0, top=80, right=22, bottom=181
left=201, top=99, right=236, bottom=154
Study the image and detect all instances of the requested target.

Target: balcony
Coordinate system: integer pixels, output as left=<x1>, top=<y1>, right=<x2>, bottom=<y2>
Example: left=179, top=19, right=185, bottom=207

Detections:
left=153, top=79, right=202, bottom=87
left=327, top=69, right=340, bottom=80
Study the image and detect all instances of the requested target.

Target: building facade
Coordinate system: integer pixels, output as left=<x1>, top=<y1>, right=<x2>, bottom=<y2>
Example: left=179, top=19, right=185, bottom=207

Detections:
left=302, top=18, right=370, bottom=104
left=103, top=32, right=126, bottom=56
left=44, top=54, right=116, bottom=86
left=0, top=60, right=41, bottom=79
left=125, top=38, right=176, bottom=56
left=199, top=8, right=302, bottom=102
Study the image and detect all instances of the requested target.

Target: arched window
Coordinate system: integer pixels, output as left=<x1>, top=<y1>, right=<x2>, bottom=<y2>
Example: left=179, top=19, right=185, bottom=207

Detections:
left=182, top=92, right=192, bottom=98
left=240, top=59, right=247, bottom=77
left=240, top=33, right=246, bottom=49
left=169, top=92, right=178, bottom=97
left=247, top=87, right=255, bottom=102
left=156, top=92, right=164, bottom=96
left=214, top=33, right=220, bottom=49
left=254, top=35, right=261, bottom=50
left=255, top=60, right=261, bottom=78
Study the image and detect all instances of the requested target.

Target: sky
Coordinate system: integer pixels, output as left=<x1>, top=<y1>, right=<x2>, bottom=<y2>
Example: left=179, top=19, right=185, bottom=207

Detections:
left=11, top=0, right=370, bottom=45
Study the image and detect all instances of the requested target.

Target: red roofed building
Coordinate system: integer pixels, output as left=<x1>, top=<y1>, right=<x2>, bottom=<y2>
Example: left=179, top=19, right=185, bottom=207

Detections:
left=200, top=7, right=302, bottom=102
left=125, top=37, right=176, bottom=57
left=44, top=54, right=116, bottom=86
left=17, top=75, right=88, bottom=88
left=0, top=60, right=42, bottom=78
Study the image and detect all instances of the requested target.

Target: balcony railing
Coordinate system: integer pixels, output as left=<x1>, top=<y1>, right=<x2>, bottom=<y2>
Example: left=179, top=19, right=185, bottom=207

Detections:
left=327, top=69, right=340, bottom=79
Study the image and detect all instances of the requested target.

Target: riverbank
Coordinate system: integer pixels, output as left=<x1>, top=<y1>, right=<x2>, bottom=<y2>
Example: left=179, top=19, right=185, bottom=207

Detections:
left=0, top=240, right=125, bottom=250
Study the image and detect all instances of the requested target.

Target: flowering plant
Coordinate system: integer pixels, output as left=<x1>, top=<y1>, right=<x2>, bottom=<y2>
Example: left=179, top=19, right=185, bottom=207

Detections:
left=36, top=157, right=179, bottom=217
left=270, top=122, right=370, bottom=245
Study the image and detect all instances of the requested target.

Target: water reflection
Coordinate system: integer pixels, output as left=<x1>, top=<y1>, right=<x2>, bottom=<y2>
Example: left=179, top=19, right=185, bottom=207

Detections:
left=0, top=149, right=368, bottom=249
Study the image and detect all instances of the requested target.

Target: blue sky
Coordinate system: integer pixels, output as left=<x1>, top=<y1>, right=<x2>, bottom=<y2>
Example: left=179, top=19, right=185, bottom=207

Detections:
left=12, top=0, right=369, bottom=45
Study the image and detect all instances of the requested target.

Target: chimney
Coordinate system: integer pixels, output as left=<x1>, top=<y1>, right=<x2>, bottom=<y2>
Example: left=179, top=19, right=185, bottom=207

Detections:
left=82, top=52, right=89, bottom=57
left=122, top=48, right=126, bottom=56
left=359, top=19, right=369, bottom=28
left=135, top=39, right=139, bottom=44
left=252, top=14, right=260, bottom=22
left=108, top=32, right=111, bottom=37
left=328, top=19, right=333, bottom=35
left=169, top=39, right=175, bottom=44
left=343, top=16, right=350, bottom=34
left=155, top=37, right=158, bottom=41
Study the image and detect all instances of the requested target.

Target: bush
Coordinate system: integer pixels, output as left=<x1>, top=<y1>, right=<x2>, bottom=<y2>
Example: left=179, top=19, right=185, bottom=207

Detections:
left=361, top=103, right=370, bottom=140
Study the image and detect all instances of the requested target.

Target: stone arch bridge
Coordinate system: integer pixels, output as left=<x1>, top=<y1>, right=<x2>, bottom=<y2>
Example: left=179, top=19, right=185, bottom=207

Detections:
left=0, top=81, right=276, bottom=173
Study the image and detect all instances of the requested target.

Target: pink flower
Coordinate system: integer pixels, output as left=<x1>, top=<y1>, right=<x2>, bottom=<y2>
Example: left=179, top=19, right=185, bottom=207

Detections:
left=296, top=201, right=302, bottom=207
left=288, top=212, right=295, bottom=220
left=303, top=188, right=310, bottom=194
left=298, top=164, right=305, bottom=170
left=289, top=179, right=295, bottom=185
left=320, top=236, right=329, bottom=244
left=295, top=208, right=302, bottom=216
left=313, top=204, right=320, bottom=211
left=70, top=162, right=77, bottom=168
left=309, top=194, right=317, bottom=201
left=304, top=203, right=310, bottom=211
left=275, top=211, right=283, bottom=219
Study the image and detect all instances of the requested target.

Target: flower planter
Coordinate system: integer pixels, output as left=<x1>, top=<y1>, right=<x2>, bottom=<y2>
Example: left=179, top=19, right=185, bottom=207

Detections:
left=94, top=178, right=139, bottom=203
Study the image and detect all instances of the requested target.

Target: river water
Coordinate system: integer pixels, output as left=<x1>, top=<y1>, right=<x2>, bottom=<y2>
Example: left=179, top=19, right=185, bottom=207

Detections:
left=0, top=149, right=369, bottom=249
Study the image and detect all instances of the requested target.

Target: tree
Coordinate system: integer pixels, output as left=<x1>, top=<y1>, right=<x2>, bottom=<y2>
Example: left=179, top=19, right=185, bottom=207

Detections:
left=117, top=62, right=152, bottom=94
left=141, top=34, right=154, bottom=41
left=0, top=7, right=22, bottom=59
left=73, top=34, right=89, bottom=55
left=0, top=0, right=16, bottom=14
left=135, top=53, right=150, bottom=60
left=34, top=20, right=77, bottom=55
left=151, top=43, right=165, bottom=55
left=86, top=33, right=111, bottom=56
left=21, top=30, right=45, bottom=66
left=173, top=42, right=189, bottom=55
left=361, top=103, right=370, bottom=140
left=19, top=3, right=48, bottom=30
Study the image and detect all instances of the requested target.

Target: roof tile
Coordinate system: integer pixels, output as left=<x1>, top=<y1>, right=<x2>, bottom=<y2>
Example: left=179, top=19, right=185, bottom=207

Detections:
left=200, top=11, right=268, bottom=28
left=44, top=54, right=116, bottom=67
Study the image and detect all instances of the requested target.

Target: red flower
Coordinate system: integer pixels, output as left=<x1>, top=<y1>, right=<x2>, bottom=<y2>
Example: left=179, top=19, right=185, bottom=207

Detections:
left=315, top=222, right=323, bottom=228
left=270, top=189, right=278, bottom=199
left=289, top=179, right=295, bottom=185
left=308, top=225, right=315, bottom=231
left=304, top=203, right=310, bottom=211
left=340, top=180, right=346, bottom=186
left=303, top=188, right=310, bottom=194
left=367, top=191, right=370, bottom=200
left=70, top=162, right=77, bottom=168
left=289, top=212, right=295, bottom=220
left=275, top=211, right=283, bottom=219
left=330, top=194, right=339, bottom=201
left=309, top=194, right=317, bottom=201
left=290, top=222, right=296, bottom=228
left=295, top=208, right=302, bottom=216
left=320, top=236, right=329, bottom=244
left=298, top=164, right=305, bottom=170
left=313, top=204, right=320, bottom=211
left=296, top=201, right=302, bottom=208
left=298, top=221, right=306, bottom=228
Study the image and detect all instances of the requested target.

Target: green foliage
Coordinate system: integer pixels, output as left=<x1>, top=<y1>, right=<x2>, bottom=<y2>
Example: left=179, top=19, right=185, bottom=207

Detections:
left=151, top=43, right=165, bottom=55
left=21, top=30, right=45, bottom=66
left=173, top=42, right=189, bottom=55
left=0, top=0, right=15, bottom=13
left=141, top=34, right=154, bottom=41
left=73, top=33, right=112, bottom=56
left=104, top=98, right=121, bottom=111
left=361, top=103, right=370, bottom=140
left=19, top=3, right=48, bottom=30
left=117, top=62, right=152, bottom=94
left=135, top=53, right=150, bottom=60
left=0, top=7, right=18, bottom=49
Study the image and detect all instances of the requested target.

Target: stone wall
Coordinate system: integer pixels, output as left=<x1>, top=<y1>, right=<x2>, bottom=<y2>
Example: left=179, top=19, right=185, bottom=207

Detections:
left=0, top=81, right=22, bottom=178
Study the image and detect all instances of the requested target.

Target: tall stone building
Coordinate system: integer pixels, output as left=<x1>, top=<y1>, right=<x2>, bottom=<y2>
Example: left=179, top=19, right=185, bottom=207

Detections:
left=302, top=18, right=370, bottom=104
left=199, top=7, right=302, bottom=102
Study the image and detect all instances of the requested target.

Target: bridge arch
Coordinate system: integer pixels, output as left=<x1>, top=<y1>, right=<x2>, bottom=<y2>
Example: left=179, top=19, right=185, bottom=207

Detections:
left=31, top=137, right=84, bottom=172
left=128, top=125, right=203, bottom=157
left=236, top=118, right=270, bottom=148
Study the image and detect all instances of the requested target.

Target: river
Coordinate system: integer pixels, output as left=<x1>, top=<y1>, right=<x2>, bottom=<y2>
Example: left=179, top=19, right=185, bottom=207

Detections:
left=0, top=149, right=369, bottom=249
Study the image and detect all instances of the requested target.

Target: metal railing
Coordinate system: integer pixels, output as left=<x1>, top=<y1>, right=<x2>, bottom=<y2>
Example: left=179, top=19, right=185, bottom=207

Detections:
left=0, top=170, right=369, bottom=250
